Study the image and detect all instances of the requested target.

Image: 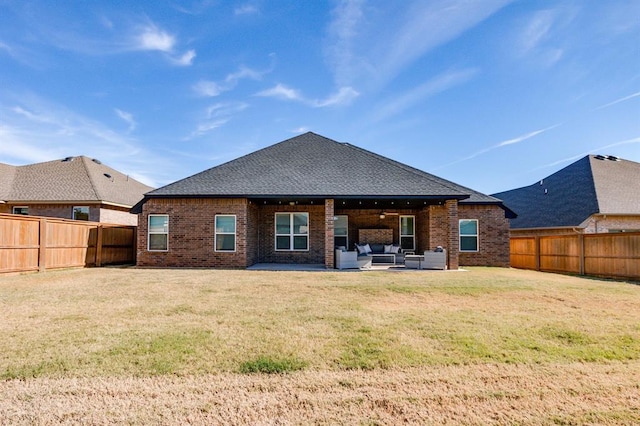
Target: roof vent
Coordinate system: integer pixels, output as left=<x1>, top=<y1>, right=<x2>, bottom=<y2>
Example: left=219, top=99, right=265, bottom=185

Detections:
left=594, top=155, right=606, bottom=160
left=92, top=158, right=102, bottom=164
left=103, top=173, right=112, bottom=179
left=607, top=155, right=620, bottom=161
left=62, top=156, right=75, bottom=162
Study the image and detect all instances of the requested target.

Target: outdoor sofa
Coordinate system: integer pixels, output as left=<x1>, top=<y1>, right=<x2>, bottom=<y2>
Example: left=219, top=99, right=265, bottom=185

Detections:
left=354, top=243, right=405, bottom=265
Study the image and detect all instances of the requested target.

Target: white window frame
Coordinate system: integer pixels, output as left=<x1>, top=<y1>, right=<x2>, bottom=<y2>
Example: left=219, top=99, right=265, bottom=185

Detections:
left=72, top=206, right=90, bottom=221
left=214, top=214, right=237, bottom=252
left=12, top=206, right=29, bottom=215
left=148, top=214, right=169, bottom=252
left=459, top=219, right=479, bottom=252
left=334, top=215, right=348, bottom=249
left=275, top=212, right=309, bottom=252
left=399, top=215, right=415, bottom=251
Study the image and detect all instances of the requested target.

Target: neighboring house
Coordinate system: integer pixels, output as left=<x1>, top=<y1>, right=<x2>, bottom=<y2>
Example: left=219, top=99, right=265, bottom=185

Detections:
left=493, top=155, right=640, bottom=236
left=134, top=132, right=514, bottom=269
left=0, top=156, right=153, bottom=226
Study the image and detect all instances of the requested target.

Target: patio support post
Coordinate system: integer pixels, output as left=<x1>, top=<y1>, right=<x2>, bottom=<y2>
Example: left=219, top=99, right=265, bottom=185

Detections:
left=446, top=199, right=459, bottom=270
left=325, top=199, right=335, bottom=269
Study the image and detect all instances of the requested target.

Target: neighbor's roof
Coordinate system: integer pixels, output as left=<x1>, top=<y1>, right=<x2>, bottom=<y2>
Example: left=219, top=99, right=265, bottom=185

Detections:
left=147, top=132, right=503, bottom=205
left=492, top=155, right=640, bottom=229
left=0, top=156, right=153, bottom=207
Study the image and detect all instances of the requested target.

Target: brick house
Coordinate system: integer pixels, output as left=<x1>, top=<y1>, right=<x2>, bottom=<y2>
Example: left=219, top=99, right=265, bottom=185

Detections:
left=0, top=156, right=153, bottom=226
left=133, top=132, right=514, bottom=269
left=493, top=155, right=640, bottom=237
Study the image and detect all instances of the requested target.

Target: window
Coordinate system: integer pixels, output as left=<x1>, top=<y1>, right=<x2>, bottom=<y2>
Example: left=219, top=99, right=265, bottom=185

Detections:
left=275, top=213, right=309, bottom=251
left=459, top=219, right=478, bottom=252
left=73, top=206, right=89, bottom=221
left=148, top=214, right=169, bottom=251
left=334, top=215, right=348, bottom=249
left=12, top=206, right=28, bottom=215
left=400, top=215, right=415, bottom=250
left=215, top=215, right=236, bottom=252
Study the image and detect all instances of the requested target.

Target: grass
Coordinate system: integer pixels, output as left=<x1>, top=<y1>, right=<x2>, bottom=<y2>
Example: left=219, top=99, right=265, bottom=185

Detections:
left=1, top=267, right=639, bottom=423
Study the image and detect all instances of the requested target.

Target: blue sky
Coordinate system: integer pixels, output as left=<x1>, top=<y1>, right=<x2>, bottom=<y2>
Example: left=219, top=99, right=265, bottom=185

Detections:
left=1, top=0, right=638, bottom=195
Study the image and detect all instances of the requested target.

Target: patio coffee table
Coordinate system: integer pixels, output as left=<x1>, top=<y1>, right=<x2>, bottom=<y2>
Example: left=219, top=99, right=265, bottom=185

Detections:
left=370, top=253, right=396, bottom=264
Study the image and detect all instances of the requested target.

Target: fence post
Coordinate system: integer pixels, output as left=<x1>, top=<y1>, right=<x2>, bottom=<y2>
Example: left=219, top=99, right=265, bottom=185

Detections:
left=95, top=225, right=103, bottom=267
left=38, top=218, right=47, bottom=272
left=579, top=233, right=585, bottom=276
left=534, top=236, right=540, bottom=271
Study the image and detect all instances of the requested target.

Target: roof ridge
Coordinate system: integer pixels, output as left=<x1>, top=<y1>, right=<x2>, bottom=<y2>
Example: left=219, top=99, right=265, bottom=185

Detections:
left=79, top=156, right=102, bottom=201
left=341, top=142, right=471, bottom=196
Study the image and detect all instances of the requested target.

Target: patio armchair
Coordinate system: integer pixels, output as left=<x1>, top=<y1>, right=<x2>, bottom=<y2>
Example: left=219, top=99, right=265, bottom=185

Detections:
left=335, top=249, right=372, bottom=269
left=405, top=248, right=447, bottom=270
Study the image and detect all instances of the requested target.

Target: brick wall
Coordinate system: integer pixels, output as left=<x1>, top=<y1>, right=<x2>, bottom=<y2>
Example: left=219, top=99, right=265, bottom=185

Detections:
left=458, top=204, right=510, bottom=267
left=324, top=199, right=334, bottom=269
left=358, top=228, right=393, bottom=244
left=137, top=198, right=250, bottom=268
left=257, top=204, right=326, bottom=264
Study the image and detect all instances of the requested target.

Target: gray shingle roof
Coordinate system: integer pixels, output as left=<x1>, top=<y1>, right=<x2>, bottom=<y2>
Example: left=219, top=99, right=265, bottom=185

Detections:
left=492, top=155, right=640, bottom=229
left=148, top=132, right=501, bottom=202
left=0, top=156, right=153, bottom=207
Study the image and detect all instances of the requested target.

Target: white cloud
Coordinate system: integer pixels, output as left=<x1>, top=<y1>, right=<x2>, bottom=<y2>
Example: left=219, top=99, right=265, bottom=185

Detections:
left=132, top=24, right=196, bottom=66
left=235, top=4, right=259, bottom=15
left=0, top=95, right=164, bottom=186
left=535, top=136, right=640, bottom=171
left=185, top=102, right=249, bottom=140
left=325, top=0, right=512, bottom=88
left=193, top=65, right=267, bottom=97
left=255, top=84, right=359, bottom=107
left=290, top=126, right=310, bottom=134
left=193, top=80, right=223, bottom=97
left=434, top=124, right=560, bottom=171
left=256, top=84, right=304, bottom=101
left=136, top=24, right=175, bottom=52
left=372, top=68, right=478, bottom=122
left=170, top=49, right=196, bottom=66
left=114, top=108, right=136, bottom=132
left=313, top=87, right=359, bottom=107
left=595, top=91, right=640, bottom=110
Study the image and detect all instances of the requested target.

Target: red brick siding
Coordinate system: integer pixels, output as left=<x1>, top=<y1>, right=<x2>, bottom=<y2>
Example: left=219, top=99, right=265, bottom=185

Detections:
left=324, top=199, right=334, bottom=269
left=246, top=202, right=260, bottom=266
left=137, top=198, right=249, bottom=268
left=445, top=200, right=460, bottom=270
left=427, top=204, right=449, bottom=250
left=257, top=204, right=326, bottom=264
left=458, top=204, right=510, bottom=267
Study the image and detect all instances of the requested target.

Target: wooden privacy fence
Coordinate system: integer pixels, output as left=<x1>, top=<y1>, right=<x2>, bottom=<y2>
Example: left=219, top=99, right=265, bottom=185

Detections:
left=511, top=232, right=640, bottom=281
left=0, top=213, right=136, bottom=274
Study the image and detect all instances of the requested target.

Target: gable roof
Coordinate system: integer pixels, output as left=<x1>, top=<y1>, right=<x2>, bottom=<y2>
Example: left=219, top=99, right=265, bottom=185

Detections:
left=492, top=155, right=640, bottom=229
left=147, top=132, right=504, bottom=205
left=0, top=156, right=153, bottom=208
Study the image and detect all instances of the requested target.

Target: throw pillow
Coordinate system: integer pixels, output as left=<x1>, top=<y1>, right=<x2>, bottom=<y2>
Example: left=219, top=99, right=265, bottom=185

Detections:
left=364, top=243, right=372, bottom=253
left=390, top=245, right=400, bottom=254
left=384, top=244, right=393, bottom=254
left=356, top=244, right=367, bottom=254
